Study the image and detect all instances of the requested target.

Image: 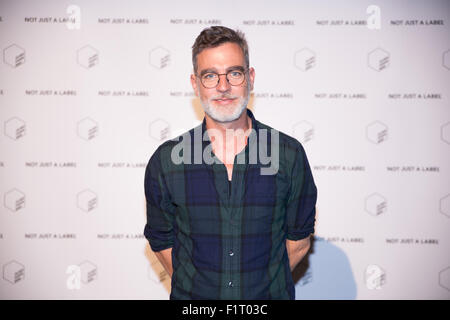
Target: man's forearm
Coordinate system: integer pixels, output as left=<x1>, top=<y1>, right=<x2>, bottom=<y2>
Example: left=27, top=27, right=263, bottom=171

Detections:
left=286, top=236, right=311, bottom=271
left=154, top=247, right=173, bottom=277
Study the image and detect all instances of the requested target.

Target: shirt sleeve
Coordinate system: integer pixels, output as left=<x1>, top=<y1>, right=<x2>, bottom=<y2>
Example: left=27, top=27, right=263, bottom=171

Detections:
left=285, top=144, right=317, bottom=241
left=143, top=149, right=175, bottom=252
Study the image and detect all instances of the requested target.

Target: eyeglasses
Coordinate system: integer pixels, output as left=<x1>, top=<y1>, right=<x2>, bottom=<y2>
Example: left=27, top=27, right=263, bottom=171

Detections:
left=197, top=68, right=247, bottom=89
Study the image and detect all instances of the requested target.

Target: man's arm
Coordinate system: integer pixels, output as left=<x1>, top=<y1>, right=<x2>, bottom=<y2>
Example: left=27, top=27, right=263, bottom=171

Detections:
left=286, top=236, right=311, bottom=272
left=154, top=247, right=173, bottom=277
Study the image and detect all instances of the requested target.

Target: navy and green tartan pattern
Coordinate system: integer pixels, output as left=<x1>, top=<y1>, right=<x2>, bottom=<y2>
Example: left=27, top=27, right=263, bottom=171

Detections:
left=144, top=109, right=317, bottom=299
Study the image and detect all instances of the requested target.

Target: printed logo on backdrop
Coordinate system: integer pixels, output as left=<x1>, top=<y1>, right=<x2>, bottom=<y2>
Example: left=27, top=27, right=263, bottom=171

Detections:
left=66, top=5, right=81, bottom=30
left=366, top=5, right=381, bottom=30
left=149, top=47, right=170, bottom=69
left=294, top=48, right=315, bottom=72
left=66, top=261, right=97, bottom=290
left=443, top=50, right=450, bottom=70
left=4, top=117, right=26, bottom=140
left=3, top=44, right=25, bottom=68
left=385, top=238, right=438, bottom=245
left=441, top=122, right=450, bottom=145
left=242, top=19, right=294, bottom=26
left=25, top=89, right=77, bottom=96
left=440, top=194, right=450, bottom=218
left=292, top=121, right=314, bottom=144
left=366, top=121, right=388, bottom=144
left=169, top=18, right=221, bottom=25
left=316, top=5, right=380, bottom=28
left=77, top=45, right=99, bottom=69
left=77, top=118, right=98, bottom=141
left=4, top=188, right=25, bottom=212
left=25, top=233, right=76, bottom=240
left=365, top=265, right=386, bottom=290
left=97, top=233, right=144, bottom=240
left=390, top=19, right=444, bottom=27
left=77, top=189, right=98, bottom=212
left=98, top=17, right=149, bottom=24
left=314, top=92, right=367, bottom=100
left=322, top=236, right=365, bottom=244
left=439, top=267, right=450, bottom=291
left=97, top=162, right=146, bottom=169
left=387, top=92, right=441, bottom=100
left=98, top=89, right=149, bottom=97
left=368, top=48, right=389, bottom=72
left=365, top=193, right=387, bottom=217
left=2, top=260, right=25, bottom=284
left=25, top=13, right=80, bottom=25
left=149, top=118, right=170, bottom=142
left=253, top=92, right=293, bottom=99
left=313, top=164, right=365, bottom=173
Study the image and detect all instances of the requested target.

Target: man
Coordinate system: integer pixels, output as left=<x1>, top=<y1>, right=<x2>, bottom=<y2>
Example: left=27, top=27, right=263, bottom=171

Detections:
left=144, top=26, right=317, bottom=300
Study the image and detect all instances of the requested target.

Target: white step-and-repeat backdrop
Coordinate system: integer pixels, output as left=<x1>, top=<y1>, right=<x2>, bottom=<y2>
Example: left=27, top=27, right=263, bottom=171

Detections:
left=0, top=0, right=449, bottom=299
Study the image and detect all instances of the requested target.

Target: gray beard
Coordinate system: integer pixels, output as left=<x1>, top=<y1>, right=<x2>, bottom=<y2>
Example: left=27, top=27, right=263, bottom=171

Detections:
left=200, top=87, right=250, bottom=123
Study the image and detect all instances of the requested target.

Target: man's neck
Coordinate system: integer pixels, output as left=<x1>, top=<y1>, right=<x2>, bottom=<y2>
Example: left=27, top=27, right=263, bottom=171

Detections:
left=204, top=109, right=252, bottom=166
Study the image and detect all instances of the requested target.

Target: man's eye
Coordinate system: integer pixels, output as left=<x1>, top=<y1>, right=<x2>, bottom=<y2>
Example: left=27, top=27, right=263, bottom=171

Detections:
left=203, top=73, right=217, bottom=80
left=229, top=71, right=242, bottom=78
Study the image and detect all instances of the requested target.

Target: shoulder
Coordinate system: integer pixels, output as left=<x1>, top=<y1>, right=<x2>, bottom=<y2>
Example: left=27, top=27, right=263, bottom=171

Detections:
left=256, top=119, right=307, bottom=155
left=146, top=124, right=199, bottom=173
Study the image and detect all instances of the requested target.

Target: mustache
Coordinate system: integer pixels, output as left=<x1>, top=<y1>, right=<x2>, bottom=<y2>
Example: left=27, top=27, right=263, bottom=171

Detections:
left=210, top=94, right=238, bottom=100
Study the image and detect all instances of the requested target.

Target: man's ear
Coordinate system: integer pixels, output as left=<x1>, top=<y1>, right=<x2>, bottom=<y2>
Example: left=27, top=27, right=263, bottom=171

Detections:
left=191, top=74, right=199, bottom=97
left=248, top=67, right=255, bottom=91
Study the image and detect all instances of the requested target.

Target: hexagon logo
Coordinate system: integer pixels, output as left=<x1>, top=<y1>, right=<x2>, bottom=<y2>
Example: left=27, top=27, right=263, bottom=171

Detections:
left=3, top=260, right=25, bottom=284
left=77, top=117, right=98, bottom=141
left=365, top=193, right=387, bottom=216
left=4, top=188, right=25, bottom=212
left=439, top=267, right=450, bottom=291
left=366, top=121, right=388, bottom=144
left=368, top=47, right=389, bottom=71
left=149, top=47, right=170, bottom=69
left=149, top=118, right=170, bottom=141
left=77, top=45, right=99, bottom=69
left=440, top=194, right=450, bottom=218
left=294, top=48, right=315, bottom=71
left=79, top=261, right=97, bottom=284
left=443, top=50, right=450, bottom=70
left=4, top=117, right=26, bottom=140
left=292, top=120, right=314, bottom=144
left=77, top=189, right=98, bottom=212
left=3, top=44, right=25, bottom=68
left=441, top=122, right=450, bottom=145
left=365, top=264, right=386, bottom=289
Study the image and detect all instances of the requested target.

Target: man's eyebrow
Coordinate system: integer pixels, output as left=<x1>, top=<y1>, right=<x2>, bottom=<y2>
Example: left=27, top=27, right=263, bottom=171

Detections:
left=199, top=68, right=217, bottom=76
left=226, top=65, right=245, bottom=72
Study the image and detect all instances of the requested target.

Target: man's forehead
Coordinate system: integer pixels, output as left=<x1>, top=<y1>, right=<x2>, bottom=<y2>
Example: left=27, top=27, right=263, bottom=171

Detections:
left=196, top=42, right=245, bottom=70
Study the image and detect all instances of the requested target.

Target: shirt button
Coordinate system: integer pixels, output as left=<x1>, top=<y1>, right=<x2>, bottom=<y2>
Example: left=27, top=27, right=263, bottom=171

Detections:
left=228, top=250, right=234, bottom=257
left=228, top=281, right=233, bottom=287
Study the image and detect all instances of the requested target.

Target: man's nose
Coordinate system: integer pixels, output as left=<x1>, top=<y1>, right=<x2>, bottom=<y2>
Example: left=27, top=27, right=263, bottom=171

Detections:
left=216, top=74, right=231, bottom=92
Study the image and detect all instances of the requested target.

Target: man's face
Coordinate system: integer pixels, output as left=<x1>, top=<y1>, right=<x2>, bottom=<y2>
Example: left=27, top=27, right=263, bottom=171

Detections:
left=191, top=42, right=255, bottom=123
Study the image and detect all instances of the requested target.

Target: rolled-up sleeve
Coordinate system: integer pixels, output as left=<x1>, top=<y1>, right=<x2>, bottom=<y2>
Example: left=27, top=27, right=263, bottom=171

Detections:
left=143, top=150, right=175, bottom=252
left=285, top=144, right=317, bottom=241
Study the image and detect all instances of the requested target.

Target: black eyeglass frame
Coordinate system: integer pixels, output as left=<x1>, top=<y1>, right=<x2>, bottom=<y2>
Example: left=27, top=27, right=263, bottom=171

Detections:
left=196, top=68, right=249, bottom=89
